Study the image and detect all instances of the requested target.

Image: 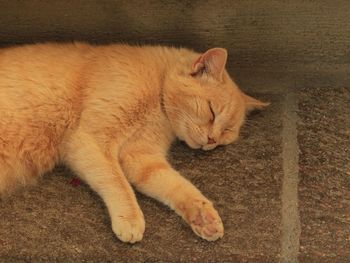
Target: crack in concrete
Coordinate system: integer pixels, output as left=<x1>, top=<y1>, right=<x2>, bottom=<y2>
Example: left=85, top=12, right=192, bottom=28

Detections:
left=280, top=90, right=301, bottom=263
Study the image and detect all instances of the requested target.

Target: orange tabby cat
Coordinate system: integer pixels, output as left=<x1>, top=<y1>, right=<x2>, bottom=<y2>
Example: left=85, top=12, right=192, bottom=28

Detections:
left=0, top=42, right=267, bottom=243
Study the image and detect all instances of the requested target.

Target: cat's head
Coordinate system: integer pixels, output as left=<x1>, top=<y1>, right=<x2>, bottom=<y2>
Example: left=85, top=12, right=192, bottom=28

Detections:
left=163, top=47, right=269, bottom=150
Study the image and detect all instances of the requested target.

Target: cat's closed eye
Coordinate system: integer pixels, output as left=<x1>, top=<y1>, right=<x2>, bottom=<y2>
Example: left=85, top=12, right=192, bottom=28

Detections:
left=208, top=101, right=215, bottom=122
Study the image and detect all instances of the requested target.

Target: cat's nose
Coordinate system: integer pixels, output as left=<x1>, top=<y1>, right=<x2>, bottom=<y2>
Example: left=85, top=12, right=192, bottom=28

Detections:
left=207, top=137, right=216, bottom=144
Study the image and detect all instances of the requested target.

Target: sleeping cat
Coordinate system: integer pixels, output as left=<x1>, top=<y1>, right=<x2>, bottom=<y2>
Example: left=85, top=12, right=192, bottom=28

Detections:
left=0, top=42, right=267, bottom=243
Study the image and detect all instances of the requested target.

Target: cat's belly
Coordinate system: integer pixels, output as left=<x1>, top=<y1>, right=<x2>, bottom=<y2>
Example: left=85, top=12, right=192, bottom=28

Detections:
left=0, top=106, right=76, bottom=194
left=0, top=100, right=79, bottom=178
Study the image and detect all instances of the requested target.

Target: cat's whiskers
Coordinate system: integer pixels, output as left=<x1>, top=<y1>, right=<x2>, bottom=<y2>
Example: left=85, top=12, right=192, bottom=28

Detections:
left=164, top=105, right=196, bottom=123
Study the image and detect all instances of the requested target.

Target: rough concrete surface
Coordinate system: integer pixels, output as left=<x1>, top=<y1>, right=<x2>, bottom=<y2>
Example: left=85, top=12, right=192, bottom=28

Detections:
left=0, top=95, right=283, bottom=262
left=0, top=70, right=349, bottom=262
left=1, top=0, right=350, bottom=72
left=298, top=87, right=350, bottom=262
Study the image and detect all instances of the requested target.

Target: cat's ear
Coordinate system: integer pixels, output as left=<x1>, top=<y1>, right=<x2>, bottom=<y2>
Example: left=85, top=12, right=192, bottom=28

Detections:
left=191, top=48, right=227, bottom=81
left=243, top=93, right=270, bottom=113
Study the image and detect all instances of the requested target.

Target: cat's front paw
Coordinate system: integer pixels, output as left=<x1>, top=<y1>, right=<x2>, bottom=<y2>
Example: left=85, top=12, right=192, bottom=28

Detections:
left=179, top=199, right=224, bottom=241
left=112, top=212, right=145, bottom=243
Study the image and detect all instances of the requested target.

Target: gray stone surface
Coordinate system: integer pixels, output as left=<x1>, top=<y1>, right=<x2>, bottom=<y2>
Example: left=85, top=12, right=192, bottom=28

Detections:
left=298, top=87, right=350, bottom=262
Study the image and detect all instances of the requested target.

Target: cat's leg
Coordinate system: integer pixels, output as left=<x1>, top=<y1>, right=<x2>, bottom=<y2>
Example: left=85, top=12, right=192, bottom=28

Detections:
left=62, top=129, right=145, bottom=243
left=120, top=146, right=224, bottom=241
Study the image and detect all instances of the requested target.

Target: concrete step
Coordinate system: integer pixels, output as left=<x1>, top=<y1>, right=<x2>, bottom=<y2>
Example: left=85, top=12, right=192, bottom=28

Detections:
left=0, top=93, right=284, bottom=262
left=298, top=86, right=350, bottom=262
left=1, top=71, right=349, bottom=262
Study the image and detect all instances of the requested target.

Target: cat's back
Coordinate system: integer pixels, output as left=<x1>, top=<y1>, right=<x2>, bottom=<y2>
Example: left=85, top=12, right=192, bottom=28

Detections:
left=0, top=43, right=91, bottom=175
left=0, top=42, right=91, bottom=131
left=0, top=42, right=91, bottom=117
left=0, top=42, right=90, bottom=100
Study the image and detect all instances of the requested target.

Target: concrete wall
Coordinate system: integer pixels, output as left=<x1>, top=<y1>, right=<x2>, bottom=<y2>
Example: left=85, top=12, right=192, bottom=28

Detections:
left=0, top=0, right=349, bottom=71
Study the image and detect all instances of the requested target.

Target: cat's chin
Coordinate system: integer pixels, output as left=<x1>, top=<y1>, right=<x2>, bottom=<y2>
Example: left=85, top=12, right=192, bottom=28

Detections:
left=184, top=139, right=218, bottom=151
left=185, top=140, right=202, bottom=150
left=181, top=136, right=203, bottom=150
left=201, top=144, right=218, bottom=151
